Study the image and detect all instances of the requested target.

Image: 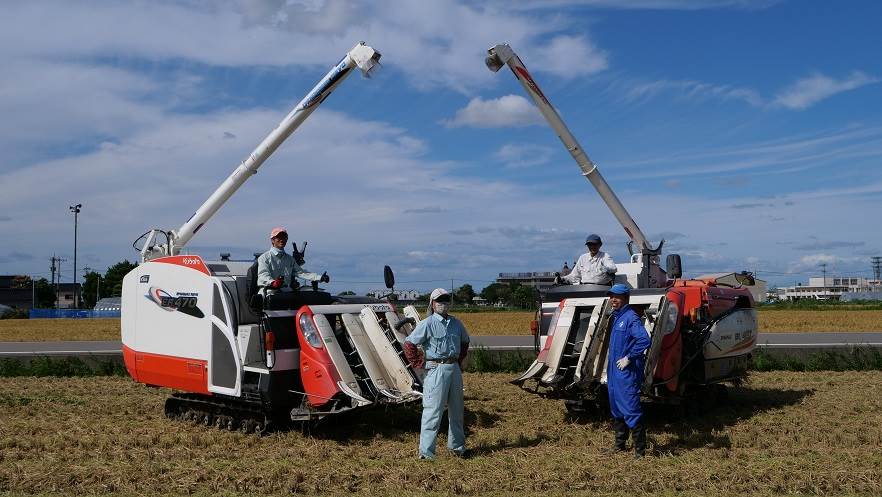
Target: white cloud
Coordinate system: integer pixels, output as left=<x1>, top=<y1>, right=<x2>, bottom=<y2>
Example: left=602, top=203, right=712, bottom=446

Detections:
left=773, top=72, right=879, bottom=110
left=444, top=95, right=543, bottom=128
left=617, top=71, right=878, bottom=111
left=787, top=253, right=865, bottom=274
left=0, top=1, right=609, bottom=93
left=611, top=125, right=882, bottom=180
left=620, top=79, right=763, bottom=106
left=525, top=35, right=608, bottom=77
left=494, top=143, right=555, bottom=168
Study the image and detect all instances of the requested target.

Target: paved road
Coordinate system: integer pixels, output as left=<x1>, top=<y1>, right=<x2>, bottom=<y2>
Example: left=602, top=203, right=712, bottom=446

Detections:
left=2, top=333, right=882, bottom=356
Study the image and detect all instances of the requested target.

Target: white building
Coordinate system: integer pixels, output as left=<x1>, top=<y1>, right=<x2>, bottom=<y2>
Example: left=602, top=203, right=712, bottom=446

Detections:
left=366, top=289, right=421, bottom=301
left=780, top=276, right=881, bottom=301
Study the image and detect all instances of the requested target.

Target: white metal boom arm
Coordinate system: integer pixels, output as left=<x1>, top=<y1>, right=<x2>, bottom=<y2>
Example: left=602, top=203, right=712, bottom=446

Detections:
left=485, top=44, right=653, bottom=254
left=140, top=42, right=381, bottom=262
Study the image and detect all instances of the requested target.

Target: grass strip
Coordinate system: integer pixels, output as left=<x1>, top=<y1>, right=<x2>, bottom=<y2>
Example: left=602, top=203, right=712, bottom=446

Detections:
left=0, top=356, right=127, bottom=377
left=2, top=348, right=882, bottom=378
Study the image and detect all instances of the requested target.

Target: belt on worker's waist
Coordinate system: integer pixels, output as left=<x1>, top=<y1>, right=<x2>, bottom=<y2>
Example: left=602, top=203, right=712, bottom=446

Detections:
left=425, top=358, right=458, bottom=368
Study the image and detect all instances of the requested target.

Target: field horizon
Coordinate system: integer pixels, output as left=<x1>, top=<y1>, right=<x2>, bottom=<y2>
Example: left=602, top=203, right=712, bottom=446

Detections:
left=2, top=308, right=882, bottom=342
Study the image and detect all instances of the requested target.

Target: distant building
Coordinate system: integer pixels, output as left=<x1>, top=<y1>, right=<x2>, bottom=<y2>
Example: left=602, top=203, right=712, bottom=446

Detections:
left=780, top=276, right=881, bottom=301
left=55, top=283, right=81, bottom=309
left=695, top=272, right=768, bottom=303
left=366, top=289, right=421, bottom=302
left=93, top=297, right=121, bottom=312
left=0, top=275, right=34, bottom=310
left=496, top=272, right=558, bottom=291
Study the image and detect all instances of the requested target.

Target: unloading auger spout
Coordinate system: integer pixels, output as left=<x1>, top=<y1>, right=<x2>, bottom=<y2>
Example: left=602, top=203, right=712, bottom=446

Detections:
left=485, top=43, right=663, bottom=287
left=137, top=42, right=381, bottom=262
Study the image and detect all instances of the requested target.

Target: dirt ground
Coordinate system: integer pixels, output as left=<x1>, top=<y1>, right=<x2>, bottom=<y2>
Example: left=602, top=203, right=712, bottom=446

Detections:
left=0, top=371, right=880, bottom=496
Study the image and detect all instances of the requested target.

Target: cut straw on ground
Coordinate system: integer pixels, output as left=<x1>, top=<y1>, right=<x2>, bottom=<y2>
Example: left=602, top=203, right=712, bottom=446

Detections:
left=0, top=372, right=880, bottom=496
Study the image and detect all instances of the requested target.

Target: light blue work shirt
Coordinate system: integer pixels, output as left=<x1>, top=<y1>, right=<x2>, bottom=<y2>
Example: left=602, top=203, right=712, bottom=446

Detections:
left=256, top=248, right=321, bottom=292
left=405, top=312, right=470, bottom=361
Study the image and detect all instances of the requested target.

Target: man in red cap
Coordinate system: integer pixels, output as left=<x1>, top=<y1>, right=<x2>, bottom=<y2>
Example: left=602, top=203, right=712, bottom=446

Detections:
left=256, top=227, right=329, bottom=294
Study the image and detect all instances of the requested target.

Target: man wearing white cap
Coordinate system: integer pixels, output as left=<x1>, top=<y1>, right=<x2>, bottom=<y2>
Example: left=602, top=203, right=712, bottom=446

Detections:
left=256, top=227, right=328, bottom=295
left=403, top=288, right=471, bottom=460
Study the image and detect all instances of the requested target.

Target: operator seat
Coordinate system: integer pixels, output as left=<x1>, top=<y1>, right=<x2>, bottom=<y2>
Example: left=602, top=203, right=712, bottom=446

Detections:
left=246, top=260, right=263, bottom=313
left=245, top=260, right=334, bottom=311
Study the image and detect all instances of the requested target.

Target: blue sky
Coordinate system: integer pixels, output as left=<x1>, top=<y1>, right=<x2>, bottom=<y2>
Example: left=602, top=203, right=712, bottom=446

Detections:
left=1, top=0, right=880, bottom=293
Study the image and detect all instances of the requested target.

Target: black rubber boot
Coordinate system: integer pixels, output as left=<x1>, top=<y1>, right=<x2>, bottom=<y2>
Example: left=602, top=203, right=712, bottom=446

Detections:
left=632, top=422, right=646, bottom=458
left=603, top=418, right=629, bottom=454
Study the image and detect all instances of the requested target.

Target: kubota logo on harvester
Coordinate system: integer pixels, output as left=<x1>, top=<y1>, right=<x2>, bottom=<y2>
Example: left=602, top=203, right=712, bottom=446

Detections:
left=146, top=287, right=205, bottom=318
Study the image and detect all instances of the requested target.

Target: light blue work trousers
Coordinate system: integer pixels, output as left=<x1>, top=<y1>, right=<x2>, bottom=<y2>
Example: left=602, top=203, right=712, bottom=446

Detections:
left=419, top=362, right=465, bottom=458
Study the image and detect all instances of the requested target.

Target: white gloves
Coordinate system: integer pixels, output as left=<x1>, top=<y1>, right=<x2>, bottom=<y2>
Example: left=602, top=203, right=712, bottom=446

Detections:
left=615, top=356, right=631, bottom=370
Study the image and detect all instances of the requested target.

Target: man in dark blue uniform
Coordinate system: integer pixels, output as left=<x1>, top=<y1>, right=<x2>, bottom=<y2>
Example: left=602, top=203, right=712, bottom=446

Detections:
left=605, top=283, right=651, bottom=458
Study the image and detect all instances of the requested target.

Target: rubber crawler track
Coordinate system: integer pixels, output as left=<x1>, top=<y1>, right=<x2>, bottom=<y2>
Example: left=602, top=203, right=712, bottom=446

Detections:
left=164, top=393, right=280, bottom=434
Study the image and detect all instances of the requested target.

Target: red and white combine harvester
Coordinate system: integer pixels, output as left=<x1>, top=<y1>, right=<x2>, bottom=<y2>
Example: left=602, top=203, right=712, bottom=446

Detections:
left=485, top=44, right=760, bottom=413
left=121, top=43, right=425, bottom=432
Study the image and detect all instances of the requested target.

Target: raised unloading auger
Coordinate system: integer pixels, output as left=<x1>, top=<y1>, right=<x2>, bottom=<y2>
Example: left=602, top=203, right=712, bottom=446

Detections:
left=485, top=44, right=664, bottom=288
left=137, top=42, right=381, bottom=262
left=493, top=44, right=758, bottom=415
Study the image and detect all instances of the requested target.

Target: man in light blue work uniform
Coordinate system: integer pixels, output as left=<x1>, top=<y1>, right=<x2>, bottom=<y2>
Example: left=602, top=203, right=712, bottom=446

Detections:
left=605, top=283, right=652, bottom=458
left=256, top=227, right=328, bottom=295
left=403, top=288, right=471, bottom=460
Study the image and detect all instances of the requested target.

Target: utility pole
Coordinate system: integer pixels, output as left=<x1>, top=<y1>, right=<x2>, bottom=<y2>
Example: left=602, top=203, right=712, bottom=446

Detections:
left=819, top=262, right=827, bottom=299
left=53, top=256, right=67, bottom=309
left=69, top=203, right=82, bottom=308
left=50, top=255, right=58, bottom=309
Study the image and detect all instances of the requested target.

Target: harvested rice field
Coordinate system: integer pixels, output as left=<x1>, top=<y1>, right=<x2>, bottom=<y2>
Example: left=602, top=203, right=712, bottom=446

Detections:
left=1, top=371, right=880, bottom=496
left=2, top=308, right=882, bottom=342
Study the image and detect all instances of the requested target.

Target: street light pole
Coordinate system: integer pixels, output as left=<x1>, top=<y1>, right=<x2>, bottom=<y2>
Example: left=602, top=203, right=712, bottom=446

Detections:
left=69, top=203, right=82, bottom=308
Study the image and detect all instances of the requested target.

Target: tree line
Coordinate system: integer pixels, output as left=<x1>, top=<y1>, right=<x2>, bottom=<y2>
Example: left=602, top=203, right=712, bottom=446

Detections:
left=401, top=282, right=539, bottom=309
left=22, top=260, right=137, bottom=309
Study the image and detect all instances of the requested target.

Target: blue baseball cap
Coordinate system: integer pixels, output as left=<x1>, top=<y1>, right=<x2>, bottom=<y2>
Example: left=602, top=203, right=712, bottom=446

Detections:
left=607, top=283, right=630, bottom=296
left=585, top=234, right=602, bottom=245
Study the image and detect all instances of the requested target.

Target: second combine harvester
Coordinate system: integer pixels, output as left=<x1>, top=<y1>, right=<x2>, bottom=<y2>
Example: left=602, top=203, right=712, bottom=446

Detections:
left=121, top=43, right=427, bottom=432
left=486, top=44, right=759, bottom=413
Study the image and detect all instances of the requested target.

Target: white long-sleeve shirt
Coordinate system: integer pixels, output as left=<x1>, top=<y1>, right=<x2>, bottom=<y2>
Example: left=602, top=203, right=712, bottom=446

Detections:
left=562, top=250, right=617, bottom=285
left=257, top=248, right=321, bottom=293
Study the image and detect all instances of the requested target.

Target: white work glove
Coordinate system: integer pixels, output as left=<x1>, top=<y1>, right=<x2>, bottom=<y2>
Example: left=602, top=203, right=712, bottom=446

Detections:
left=615, top=356, right=631, bottom=370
